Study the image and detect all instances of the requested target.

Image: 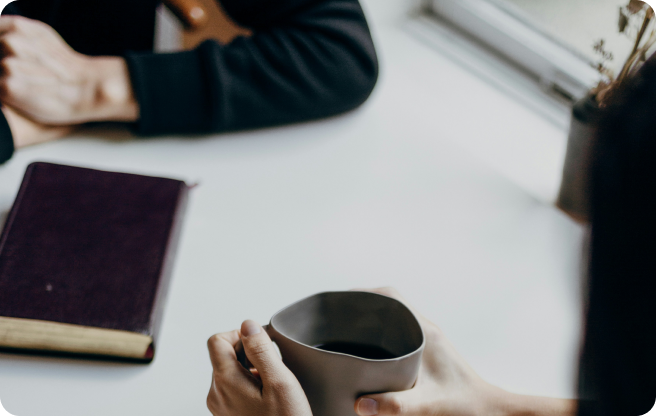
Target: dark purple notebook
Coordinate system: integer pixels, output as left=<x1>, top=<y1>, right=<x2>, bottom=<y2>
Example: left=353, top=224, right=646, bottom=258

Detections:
left=0, top=162, right=189, bottom=362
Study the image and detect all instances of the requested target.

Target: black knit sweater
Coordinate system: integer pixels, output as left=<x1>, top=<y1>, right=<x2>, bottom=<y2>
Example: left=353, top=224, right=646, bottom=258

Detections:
left=0, top=0, right=378, bottom=163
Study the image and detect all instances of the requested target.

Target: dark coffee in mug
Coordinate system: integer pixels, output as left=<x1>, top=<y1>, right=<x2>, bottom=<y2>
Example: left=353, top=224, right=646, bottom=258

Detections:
left=314, top=342, right=397, bottom=360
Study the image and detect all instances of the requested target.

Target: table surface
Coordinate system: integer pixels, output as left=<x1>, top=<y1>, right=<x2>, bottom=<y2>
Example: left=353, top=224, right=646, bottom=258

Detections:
left=0, top=1, right=585, bottom=414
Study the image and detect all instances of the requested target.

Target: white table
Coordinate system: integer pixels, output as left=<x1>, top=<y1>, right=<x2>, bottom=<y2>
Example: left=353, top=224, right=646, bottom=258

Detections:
left=0, top=1, right=585, bottom=414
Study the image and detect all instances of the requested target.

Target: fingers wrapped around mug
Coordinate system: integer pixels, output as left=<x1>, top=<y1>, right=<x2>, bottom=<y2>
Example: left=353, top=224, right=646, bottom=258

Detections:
left=238, top=320, right=288, bottom=383
left=206, top=328, right=260, bottom=415
left=206, top=320, right=312, bottom=416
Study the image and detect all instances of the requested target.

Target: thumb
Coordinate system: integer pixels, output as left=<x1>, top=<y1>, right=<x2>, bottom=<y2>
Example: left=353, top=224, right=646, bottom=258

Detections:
left=355, top=392, right=415, bottom=416
left=240, top=320, right=287, bottom=384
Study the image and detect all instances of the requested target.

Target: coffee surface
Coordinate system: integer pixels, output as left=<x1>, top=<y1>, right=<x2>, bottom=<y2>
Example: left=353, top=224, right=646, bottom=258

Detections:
left=313, top=342, right=397, bottom=359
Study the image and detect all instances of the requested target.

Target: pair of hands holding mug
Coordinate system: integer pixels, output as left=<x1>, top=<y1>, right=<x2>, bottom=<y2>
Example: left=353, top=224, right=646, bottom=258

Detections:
left=0, top=16, right=138, bottom=149
left=206, top=288, right=577, bottom=416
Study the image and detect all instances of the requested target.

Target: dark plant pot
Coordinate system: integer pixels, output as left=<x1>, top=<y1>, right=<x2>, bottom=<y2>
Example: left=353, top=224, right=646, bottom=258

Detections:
left=556, top=95, right=601, bottom=223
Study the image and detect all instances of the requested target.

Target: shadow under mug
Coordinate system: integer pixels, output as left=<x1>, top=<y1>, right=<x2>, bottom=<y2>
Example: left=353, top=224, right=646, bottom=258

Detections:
left=235, top=291, right=425, bottom=416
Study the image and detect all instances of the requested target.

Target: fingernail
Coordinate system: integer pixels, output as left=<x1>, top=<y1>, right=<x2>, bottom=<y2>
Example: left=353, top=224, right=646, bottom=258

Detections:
left=241, top=320, right=261, bottom=337
left=357, top=398, right=379, bottom=416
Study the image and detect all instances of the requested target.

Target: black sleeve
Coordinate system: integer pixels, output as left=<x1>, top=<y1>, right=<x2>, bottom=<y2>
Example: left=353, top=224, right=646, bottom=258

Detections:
left=0, top=111, right=14, bottom=164
left=124, top=0, right=378, bottom=135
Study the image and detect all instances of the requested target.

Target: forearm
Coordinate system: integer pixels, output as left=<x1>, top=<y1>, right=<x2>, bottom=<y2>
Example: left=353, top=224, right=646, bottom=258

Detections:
left=490, top=387, right=577, bottom=416
left=125, top=0, right=378, bottom=135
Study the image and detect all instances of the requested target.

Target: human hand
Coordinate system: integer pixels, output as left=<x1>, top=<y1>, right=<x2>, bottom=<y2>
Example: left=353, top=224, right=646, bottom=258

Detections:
left=3, top=105, right=73, bottom=148
left=353, top=288, right=576, bottom=416
left=0, top=16, right=138, bottom=126
left=206, top=320, right=313, bottom=416
left=353, top=287, right=498, bottom=416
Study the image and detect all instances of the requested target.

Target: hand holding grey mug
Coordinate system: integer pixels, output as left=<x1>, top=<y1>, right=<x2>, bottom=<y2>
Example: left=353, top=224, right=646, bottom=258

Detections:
left=208, top=288, right=578, bottom=416
left=235, top=291, right=425, bottom=416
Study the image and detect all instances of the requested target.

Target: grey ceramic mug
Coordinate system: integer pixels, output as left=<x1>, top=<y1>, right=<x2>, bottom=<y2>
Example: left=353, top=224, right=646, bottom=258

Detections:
left=236, top=291, right=425, bottom=416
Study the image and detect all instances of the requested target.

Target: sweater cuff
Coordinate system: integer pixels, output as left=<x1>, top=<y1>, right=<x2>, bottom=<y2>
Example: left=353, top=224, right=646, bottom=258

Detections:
left=125, top=46, right=214, bottom=135
left=0, top=110, right=14, bottom=164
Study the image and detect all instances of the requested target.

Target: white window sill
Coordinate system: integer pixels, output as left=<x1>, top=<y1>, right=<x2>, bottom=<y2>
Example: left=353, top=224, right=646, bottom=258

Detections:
left=400, top=11, right=575, bottom=203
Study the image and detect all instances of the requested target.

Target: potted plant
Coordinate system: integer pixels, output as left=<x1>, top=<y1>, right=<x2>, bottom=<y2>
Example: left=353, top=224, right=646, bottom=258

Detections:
left=556, top=0, right=656, bottom=222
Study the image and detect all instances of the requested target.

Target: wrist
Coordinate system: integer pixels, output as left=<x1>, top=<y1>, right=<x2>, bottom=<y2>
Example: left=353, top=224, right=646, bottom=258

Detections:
left=3, top=106, right=73, bottom=149
left=4, top=106, right=42, bottom=148
left=86, top=57, right=139, bottom=123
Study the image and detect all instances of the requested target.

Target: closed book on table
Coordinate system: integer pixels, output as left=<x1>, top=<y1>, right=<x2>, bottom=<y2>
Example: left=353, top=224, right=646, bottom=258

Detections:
left=0, top=162, right=189, bottom=362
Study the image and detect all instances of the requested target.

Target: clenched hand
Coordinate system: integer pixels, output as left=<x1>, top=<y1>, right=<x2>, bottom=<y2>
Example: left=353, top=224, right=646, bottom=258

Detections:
left=0, top=16, right=138, bottom=126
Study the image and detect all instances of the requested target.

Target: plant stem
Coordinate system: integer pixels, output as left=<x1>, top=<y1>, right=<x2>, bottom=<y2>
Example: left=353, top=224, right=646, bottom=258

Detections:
left=632, top=10, right=651, bottom=55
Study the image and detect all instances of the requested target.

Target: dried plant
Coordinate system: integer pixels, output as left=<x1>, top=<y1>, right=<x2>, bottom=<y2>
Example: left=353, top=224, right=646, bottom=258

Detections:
left=593, top=39, right=615, bottom=79
left=592, top=0, right=656, bottom=105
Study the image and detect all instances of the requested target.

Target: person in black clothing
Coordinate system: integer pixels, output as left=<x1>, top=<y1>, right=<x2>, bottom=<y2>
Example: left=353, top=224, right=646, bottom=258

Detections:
left=0, top=0, right=378, bottom=164
left=206, top=59, right=656, bottom=416
left=575, top=54, right=656, bottom=416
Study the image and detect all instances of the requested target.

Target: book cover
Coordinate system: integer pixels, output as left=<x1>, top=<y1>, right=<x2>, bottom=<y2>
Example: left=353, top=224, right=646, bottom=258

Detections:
left=0, top=162, right=189, bottom=362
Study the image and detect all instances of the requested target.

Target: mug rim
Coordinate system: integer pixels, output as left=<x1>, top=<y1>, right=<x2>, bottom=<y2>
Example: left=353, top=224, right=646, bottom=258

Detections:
left=269, top=290, right=426, bottom=362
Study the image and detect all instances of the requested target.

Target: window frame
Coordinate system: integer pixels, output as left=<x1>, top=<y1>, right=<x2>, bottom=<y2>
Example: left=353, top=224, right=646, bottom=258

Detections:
left=427, top=0, right=604, bottom=101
